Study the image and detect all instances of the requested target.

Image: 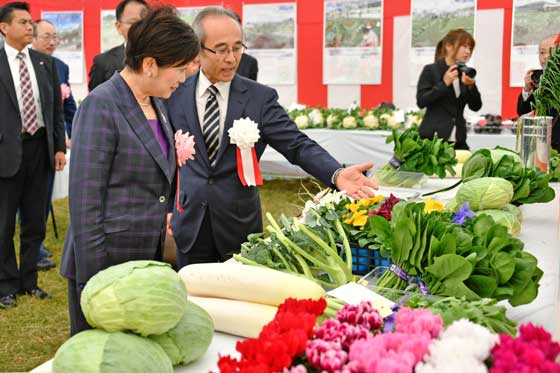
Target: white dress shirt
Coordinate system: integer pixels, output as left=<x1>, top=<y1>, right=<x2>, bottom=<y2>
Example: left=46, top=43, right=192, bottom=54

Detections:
left=522, top=89, right=532, bottom=102
left=4, top=43, right=45, bottom=131
left=196, top=70, right=231, bottom=148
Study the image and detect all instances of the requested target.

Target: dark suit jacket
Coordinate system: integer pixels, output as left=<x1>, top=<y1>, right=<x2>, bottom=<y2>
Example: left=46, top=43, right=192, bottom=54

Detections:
left=54, top=57, right=77, bottom=138
left=416, top=59, right=482, bottom=149
left=0, top=47, right=66, bottom=178
left=88, top=44, right=125, bottom=92
left=236, top=53, right=258, bottom=81
left=61, top=73, right=176, bottom=286
left=166, top=73, right=341, bottom=256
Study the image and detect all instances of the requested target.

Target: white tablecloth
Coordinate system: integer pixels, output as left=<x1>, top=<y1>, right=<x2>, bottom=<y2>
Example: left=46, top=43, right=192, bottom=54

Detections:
left=32, top=181, right=560, bottom=372
left=260, top=129, right=517, bottom=178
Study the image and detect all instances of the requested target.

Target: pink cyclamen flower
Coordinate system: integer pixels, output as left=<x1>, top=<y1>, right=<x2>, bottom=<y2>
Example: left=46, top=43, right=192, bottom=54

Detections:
left=60, top=83, right=71, bottom=100
left=395, top=307, right=443, bottom=339
left=336, top=301, right=383, bottom=331
left=283, top=364, right=307, bottom=373
left=174, top=130, right=196, bottom=167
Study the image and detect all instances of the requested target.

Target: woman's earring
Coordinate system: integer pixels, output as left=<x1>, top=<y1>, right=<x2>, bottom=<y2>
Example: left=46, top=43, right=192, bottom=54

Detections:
left=147, top=71, right=153, bottom=78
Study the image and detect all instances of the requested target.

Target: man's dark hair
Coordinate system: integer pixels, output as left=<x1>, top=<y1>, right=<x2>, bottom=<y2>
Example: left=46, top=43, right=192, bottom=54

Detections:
left=0, top=2, right=30, bottom=25
left=116, top=0, right=148, bottom=21
left=125, top=5, right=200, bottom=72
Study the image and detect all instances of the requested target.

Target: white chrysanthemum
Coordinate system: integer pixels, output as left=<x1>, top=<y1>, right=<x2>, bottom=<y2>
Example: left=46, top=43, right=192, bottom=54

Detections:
left=326, top=114, right=338, bottom=128
left=294, top=115, right=309, bottom=129
left=363, top=114, right=379, bottom=129
left=228, top=117, right=260, bottom=149
left=342, top=116, right=357, bottom=129
left=309, top=109, right=324, bottom=125
left=288, top=103, right=306, bottom=112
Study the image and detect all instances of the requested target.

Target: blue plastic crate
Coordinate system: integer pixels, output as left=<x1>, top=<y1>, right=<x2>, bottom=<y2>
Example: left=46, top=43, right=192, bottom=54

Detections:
left=340, top=245, right=390, bottom=275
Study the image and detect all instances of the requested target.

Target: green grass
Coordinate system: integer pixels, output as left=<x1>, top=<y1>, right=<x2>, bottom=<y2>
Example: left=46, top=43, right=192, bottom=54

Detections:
left=0, top=178, right=319, bottom=372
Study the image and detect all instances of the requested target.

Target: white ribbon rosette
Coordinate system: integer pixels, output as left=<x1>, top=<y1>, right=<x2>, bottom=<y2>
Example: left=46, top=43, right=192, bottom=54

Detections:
left=228, top=117, right=263, bottom=187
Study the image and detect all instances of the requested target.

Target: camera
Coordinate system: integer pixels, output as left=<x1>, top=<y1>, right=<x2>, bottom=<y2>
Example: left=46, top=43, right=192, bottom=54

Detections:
left=455, top=61, right=477, bottom=79
left=531, top=69, right=543, bottom=85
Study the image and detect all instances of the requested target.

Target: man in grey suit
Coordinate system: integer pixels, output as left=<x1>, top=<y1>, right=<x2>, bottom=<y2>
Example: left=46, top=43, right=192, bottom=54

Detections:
left=87, top=0, right=147, bottom=91
left=166, top=7, right=377, bottom=268
left=0, top=2, right=66, bottom=308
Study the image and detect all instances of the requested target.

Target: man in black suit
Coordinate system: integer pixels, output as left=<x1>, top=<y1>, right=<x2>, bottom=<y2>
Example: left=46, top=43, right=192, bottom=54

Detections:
left=517, top=35, right=559, bottom=152
left=0, top=2, right=66, bottom=308
left=232, top=11, right=258, bottom=81
left=87, top=0, right=147, bottom=91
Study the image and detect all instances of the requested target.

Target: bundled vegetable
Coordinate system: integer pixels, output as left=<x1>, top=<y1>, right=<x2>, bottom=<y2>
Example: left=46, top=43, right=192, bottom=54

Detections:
left=425, top=147, right=555, bottom=205
left=374, top=128, right=457, bottom=187
left=236, top=213, right=354, bottom=289
left=370, top=201, right=542, bottom=306
left=404, top=295, right=517, bottom=336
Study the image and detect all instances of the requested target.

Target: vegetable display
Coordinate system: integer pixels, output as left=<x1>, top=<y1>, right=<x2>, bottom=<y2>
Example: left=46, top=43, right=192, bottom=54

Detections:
left=374, top=128, right=457, bottom=187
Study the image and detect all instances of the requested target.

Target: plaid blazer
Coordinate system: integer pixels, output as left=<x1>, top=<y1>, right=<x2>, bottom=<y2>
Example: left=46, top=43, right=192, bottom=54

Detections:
left=61, top=73, right=176, bottom=285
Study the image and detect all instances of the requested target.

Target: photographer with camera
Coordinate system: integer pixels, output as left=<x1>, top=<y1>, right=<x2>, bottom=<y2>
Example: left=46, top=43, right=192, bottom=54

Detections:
left=416, top=29, right=481, bottom=150
left=517, top=35, right=556, bottom=111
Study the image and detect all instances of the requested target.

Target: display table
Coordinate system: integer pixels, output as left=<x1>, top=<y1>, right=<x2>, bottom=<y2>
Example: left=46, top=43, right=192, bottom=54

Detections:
left=260, top=129, right=517, bottom=178
left=32, top=180, right=560, bottom=372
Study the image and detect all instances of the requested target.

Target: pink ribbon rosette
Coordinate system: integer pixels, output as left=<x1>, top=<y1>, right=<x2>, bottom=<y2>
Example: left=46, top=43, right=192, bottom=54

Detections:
left=227, top=117, right=263, bottom=187
left=174, top=130, right=196, bottom=212
left=60, top=83, right=71, bottom=101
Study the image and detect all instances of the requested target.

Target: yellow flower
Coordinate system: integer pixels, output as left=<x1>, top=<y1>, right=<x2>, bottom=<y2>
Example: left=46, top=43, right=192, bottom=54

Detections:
left=345, top=203, right=360, bottom=212
left=344, top=210, right=368, bottom=227
left=423, top=198, right=444, bottom=213
left=357, top=194, right=384, bottom=208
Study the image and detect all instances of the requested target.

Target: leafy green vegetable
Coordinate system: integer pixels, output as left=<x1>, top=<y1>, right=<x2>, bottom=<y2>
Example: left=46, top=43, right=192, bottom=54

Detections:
left=376, top=128, right=457, bottom=186
left=81, top=261, right=188, bottom=336
left=404, top=295, right=517, bottom=335
left=370, top=201, right=542, bottom=306
left=550, top=149, right=560, bottom=182
left=533, top=44, right=560, bottom=116
left=451, top=177, right=514, bottom=211
left=150, top=301, right=214, bottom=366
left=53, top=330, right=173, bottom=373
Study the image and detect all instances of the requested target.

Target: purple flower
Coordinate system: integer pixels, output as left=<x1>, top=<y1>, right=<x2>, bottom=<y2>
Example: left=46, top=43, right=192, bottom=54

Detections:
left=452, top=202, right=475, bottom=224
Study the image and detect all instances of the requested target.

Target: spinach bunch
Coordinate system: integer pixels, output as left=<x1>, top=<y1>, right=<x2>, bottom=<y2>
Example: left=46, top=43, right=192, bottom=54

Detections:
left=404, top=294, right=517, bottom=335
left=376, top=128, right=457, bottom=187
left=370, top=201, right=543, bottom=306
left=427, top=146, right=555, bottom=205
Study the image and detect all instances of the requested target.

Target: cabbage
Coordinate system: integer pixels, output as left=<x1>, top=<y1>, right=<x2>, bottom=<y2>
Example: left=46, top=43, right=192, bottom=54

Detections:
left=81, top=260, right=188, bottom=336
left=502, top=204, right=522, bottom=223
left=476, top=208, right=521, bottom=236
left=454, top=177, right=514, bottom=211
left=489, top=147, right=521, bottom=165
left=150, top=301, right=214, bottom=365
left=53, top=329, right=173, bottom=373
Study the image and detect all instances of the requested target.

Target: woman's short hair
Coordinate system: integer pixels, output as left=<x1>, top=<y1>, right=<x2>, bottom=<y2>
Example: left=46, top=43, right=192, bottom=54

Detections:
left=434, top=28, right=475, bottom=62
left=125, top=6, right=200, bottom=72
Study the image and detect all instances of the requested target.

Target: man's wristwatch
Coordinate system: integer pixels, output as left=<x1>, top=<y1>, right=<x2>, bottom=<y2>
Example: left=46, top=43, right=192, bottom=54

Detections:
left=331, top=167, right=345, bottom=188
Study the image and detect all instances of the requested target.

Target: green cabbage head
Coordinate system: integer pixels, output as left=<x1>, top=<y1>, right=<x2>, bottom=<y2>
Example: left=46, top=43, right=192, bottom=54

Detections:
left=455, top=177, right=514, bottom=211
left=53, top=329, right=173, bottom=373
left=476, top=207, right=522, bottom=236
left=81, top=260, right=188, bottom=336
left=150, top=301, right=214, bottom=365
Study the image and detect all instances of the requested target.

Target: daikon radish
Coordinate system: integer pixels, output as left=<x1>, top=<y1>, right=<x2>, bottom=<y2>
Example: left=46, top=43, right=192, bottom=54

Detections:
left=189, top=296, right=277, bottom=338
left=178, top=263, right=326, bottom=306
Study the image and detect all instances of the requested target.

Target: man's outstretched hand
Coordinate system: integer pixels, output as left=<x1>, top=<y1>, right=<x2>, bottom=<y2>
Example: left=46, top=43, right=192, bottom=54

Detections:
left=335, top=163, right=379, bottom=200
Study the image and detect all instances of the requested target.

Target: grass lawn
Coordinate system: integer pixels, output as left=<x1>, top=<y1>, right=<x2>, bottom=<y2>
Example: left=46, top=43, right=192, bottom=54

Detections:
left=0, top=178, right=319, bottom=372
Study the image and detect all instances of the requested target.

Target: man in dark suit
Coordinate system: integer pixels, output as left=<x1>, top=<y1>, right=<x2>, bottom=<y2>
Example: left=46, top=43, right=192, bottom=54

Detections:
left=166, top=7, right=377, bottom=268
left=517, top=35, right=560, bottom=152
left=237, top=53, right=258, bottom=81
left=0, top=2, right=66, bottom=308
left=87, top=0, right=147, bottom=91
left=31, top=19, right=77, bottom=271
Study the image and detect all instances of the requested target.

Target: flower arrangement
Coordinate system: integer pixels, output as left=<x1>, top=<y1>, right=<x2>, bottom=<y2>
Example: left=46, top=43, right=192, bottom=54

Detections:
left=174, top=130, right=196, bottom=212
left=287, top=104, right=424, bottom=131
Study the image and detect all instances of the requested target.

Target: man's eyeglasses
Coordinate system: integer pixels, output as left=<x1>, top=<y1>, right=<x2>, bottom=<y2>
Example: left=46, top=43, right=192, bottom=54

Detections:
left=37, top=34, right=57, bottom=41
left=202, top=43, right=247, bottom=58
